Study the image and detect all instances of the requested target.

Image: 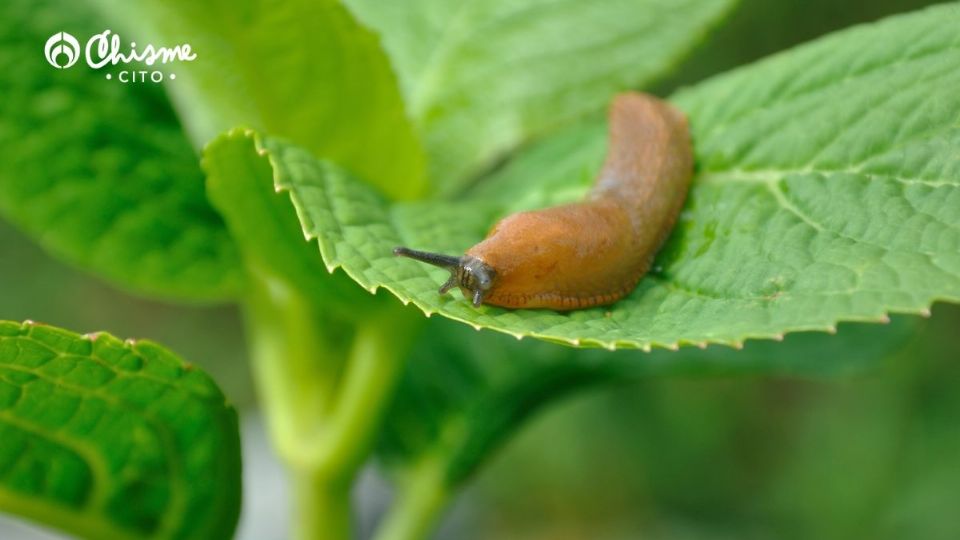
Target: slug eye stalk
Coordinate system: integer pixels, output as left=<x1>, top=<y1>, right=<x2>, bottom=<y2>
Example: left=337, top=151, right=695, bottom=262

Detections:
left=393, top=246, right=495, bottom=307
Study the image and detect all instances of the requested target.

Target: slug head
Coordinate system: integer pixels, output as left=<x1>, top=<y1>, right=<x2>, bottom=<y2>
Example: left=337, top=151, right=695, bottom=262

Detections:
left=393, top=247, right=496, bottom=307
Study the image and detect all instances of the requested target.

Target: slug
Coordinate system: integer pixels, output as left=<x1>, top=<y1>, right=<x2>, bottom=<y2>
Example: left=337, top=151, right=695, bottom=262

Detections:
left=394, top=92, right=693, bottom=310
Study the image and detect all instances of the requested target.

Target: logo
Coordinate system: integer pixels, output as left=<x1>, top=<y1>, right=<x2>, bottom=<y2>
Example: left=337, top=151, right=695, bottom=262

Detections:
left=43, top=30, right=196, bottom=84
left=44, top=31, right=80, bottom=69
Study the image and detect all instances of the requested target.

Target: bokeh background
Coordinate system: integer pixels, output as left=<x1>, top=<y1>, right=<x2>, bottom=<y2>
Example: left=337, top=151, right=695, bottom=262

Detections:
left=1, top=0, right=958, bottom=538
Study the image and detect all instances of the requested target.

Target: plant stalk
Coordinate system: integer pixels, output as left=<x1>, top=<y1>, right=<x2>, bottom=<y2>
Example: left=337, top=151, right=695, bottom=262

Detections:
left=245, top=268, right=418, bottom=540
left=291, top=473, right=352, bottom=540
left=374, top=458, right=449, bottom=540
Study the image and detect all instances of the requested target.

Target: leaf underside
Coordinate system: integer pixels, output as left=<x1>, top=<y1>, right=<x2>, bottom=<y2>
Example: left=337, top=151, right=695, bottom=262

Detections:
left=0, top=321, right=241, bottom=540
left=234, top=4, right=960, bottom=351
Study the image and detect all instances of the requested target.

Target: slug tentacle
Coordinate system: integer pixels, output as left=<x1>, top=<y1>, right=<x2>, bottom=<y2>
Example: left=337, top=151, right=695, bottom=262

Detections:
left=392, top=247, right=460, bottom=269
left=394, top=247, right=496, bottom=306
left=393, top=92, right=692, bottom=311
left=438, top=275, right=458, bottom=295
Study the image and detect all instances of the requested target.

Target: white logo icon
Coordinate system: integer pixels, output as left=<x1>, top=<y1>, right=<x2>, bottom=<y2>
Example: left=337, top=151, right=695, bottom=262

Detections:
left=43, top=29, right=196, bottom=84
left=44, top=31, right=81, bottom=69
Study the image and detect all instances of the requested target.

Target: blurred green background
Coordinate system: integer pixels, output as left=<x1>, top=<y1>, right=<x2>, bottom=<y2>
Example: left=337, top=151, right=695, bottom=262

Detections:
left=1, top=0, right=957, bottom=539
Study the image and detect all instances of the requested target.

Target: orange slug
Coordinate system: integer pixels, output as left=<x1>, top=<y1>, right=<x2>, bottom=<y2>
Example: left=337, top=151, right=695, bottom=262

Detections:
left=394, top=92, right=693, bottom=311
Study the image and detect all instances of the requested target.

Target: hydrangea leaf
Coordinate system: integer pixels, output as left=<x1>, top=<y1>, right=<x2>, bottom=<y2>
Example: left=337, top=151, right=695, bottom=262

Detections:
left=90, top=0, right=426, bottom=200
left=236, top=4, right=959, bottom=350
left=0, top=0, right=241, bottom=301
left=342, top=0, right=737, bottom=192
left=0, top=321, right=241, bottom=540
left=378, top=315, right=917, bottom=489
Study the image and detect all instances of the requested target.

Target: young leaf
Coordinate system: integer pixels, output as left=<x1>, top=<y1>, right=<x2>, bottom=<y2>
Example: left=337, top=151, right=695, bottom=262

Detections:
left=0, top=321, right=241, bottom=540
left=0, top=0, right=241, bottom=301
left=247, top=4, right=960, bottom=350
left=342, top=0, right=737, bottom=192
left=90, top=0, right=426, bottom=200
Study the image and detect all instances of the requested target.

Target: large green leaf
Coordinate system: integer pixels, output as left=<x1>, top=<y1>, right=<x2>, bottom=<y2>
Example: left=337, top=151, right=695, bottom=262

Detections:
left=91, top=0, right=426, bottom=200
left=0, top=320, right=241, bottom=540
left=244, top=3, right=959, bottom=350
left=342, top=0, right=736, bottom=191
left=378, top=315, right=917, bottom=488
left=370, top=314, right=917, bottom=540
left=0, top=0, right=241, bottom=301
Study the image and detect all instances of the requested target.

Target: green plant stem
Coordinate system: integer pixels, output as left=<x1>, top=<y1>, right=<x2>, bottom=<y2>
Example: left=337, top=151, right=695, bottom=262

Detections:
left=246, top=268, right=419, bottom=540
left=245, top=269, right=343, bottom=462
left=374, top=459, right=449, bottom=540
left=291, top=473, right=352, bottom=540
left=309, top=318, right=412, bottom=478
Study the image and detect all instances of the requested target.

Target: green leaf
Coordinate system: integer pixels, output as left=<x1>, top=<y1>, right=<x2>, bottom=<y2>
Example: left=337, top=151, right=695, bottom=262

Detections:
left=252, top=4, right=960, bottom=350
left=0, top=0, right=241, bottom=301
left=370, top=315, right=917, bottom=538
left=0, top=320, right=241, bottom=540
left=202, top=129, right=378, bottom=318
left=380, top=315, right=917, bottom=484
left=91, top=0, right=426, bottom=200
left=342, top=0, right=736, bottom=192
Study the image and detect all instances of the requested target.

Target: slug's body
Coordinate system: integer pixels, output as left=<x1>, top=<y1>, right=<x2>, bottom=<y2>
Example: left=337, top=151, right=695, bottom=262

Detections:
left=395, top=92, right=693, bottom=310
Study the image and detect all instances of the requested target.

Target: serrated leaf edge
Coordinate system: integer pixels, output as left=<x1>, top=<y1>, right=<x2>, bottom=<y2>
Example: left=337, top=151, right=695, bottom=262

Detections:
left=207, top=129, right=938, bottom=352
